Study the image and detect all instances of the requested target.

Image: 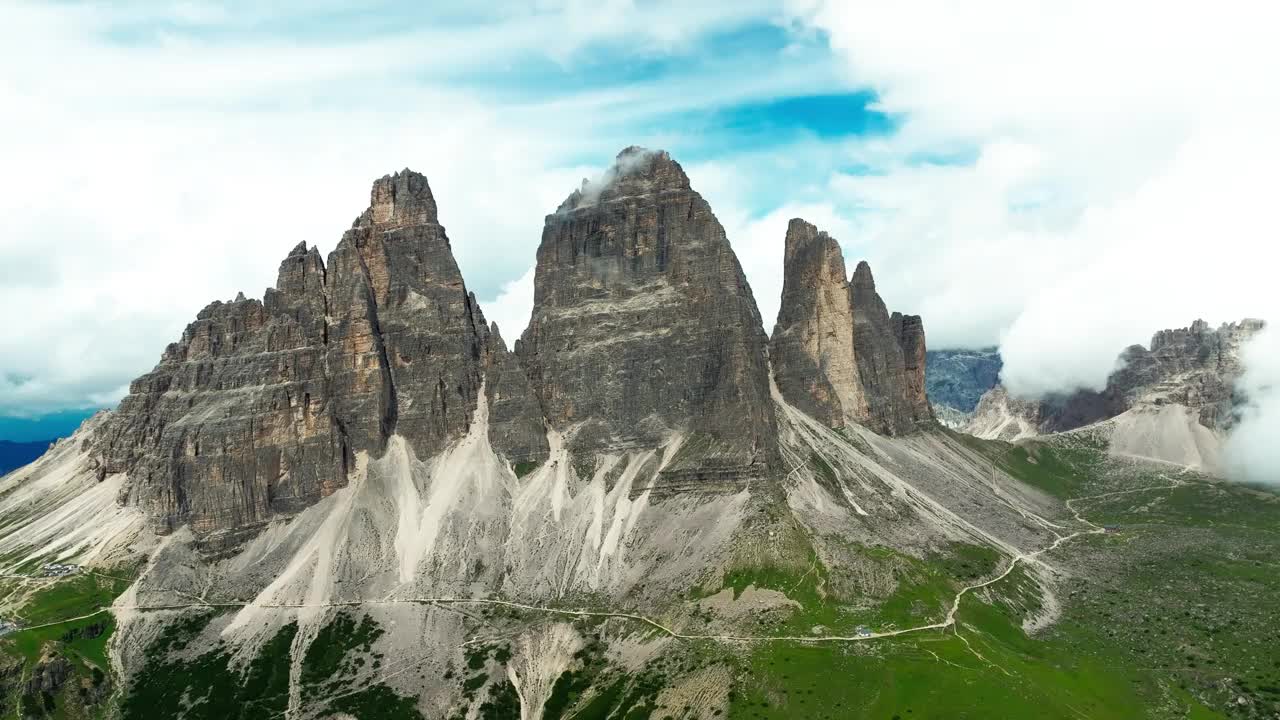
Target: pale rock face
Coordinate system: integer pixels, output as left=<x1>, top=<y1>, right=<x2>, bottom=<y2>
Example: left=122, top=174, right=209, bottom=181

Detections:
left=770, top=220, right=933, bottom=436
left=516, top=147, right=778, bottom=483
left=1108, top=318, right=1264, bottom=430
left=964, top=385, right=1043, bottom=442
left=770, top=219, right=866, bottom=429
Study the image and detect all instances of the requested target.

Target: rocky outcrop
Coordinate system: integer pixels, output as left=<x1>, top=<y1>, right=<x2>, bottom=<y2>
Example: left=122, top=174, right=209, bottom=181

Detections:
left=769, top=219, right=865, bottom=428
left=516, top=147, right=777, bottom=482
left=770, top=220, right=932, bottom=436
left=925, top=348, right=1002, bottom=414
left=94, top=170, right=548, bottom=542
left=1107, top=319, right=1263, bottom=430
left=965, top=385, right=1044, bottom=442
left=25, top=652, right=72, bottom=695
left=893, top=311, right=932, bottom=426
left=850, top=262, right=934, bottom=435
left=965, top=319, right=1264, bottom=441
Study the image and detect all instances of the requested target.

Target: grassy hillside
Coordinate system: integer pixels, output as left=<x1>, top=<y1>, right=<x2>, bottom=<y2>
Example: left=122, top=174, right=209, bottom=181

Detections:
left=4, top=434, right=1277, bottom=719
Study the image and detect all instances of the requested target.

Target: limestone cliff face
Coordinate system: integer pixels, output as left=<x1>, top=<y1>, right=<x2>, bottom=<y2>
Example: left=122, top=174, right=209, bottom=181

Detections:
left=892, top=311, right=932, bottom=426
left=95, top=171, right=548, bottom=541
left=516, top=147, right=778, bottom=481
left=771, top=221, right=932, bottom=436
left=850, top=262, right=934, bottom=435
left=769, top=219, right=866, bottom=428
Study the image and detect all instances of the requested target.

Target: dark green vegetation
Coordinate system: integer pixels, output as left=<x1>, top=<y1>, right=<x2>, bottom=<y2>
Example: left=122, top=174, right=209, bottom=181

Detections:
left=0, top=570, right=134, bottom=719
left=513, top=461, right=541, bottom=478
left=1048, top=478, right=1280, bottom=719
left=715, top=438, right=1280, bottom=719
left=119, top=612, right=294, bottom=719
left=536, top=634, right=693, bottom=720
left=117, top=609, right=423, bottom=720
left=298, top=611, right=422, bottom=720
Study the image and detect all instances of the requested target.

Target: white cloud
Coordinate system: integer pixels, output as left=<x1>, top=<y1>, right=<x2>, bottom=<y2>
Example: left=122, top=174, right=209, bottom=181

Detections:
left=788, top=0, right=1280, bottom=363
left=1226, top=326, right=1280, bottom=485
left=793, top=0, right=1280, bottom=479
left=482, top=266, right=537, bottom=344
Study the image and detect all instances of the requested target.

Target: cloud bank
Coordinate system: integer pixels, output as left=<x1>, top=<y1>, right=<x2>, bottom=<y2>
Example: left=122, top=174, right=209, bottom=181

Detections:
left=1226, top=327, right=1280, bottom=486
left=794, top=0, right=1280, bottom=480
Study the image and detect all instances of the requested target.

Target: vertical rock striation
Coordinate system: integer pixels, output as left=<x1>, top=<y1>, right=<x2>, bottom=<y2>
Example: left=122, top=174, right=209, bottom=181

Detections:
left=771, top=222, right=933, bottom=436
left=95, top=170, right=547, bottom=543
left=770, top=219, right=866, bottom=428
left=516, top=147, right=777, bottom=484
left=892, top=311, right=933, bottom=425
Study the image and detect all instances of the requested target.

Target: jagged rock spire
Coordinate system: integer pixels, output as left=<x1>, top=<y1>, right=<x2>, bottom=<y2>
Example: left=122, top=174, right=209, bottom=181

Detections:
left=95, top=169, right=547, bottom=541
left=773, top=222, right=933, bottom=436
left=771, top=219, right=867, bottom=428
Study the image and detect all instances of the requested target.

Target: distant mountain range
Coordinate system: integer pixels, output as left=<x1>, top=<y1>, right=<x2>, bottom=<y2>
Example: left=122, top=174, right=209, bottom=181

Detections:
left=924, top=347, right=1002, bottom=425
left=965, top=319, right=1263, bottom=473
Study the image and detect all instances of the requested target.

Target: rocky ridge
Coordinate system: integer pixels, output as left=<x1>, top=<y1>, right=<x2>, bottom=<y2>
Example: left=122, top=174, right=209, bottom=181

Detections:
left=51, top=149, right=935, bottom=549
left=92, top=170, right=547, bottom=543
left=965, top=320, right=1264, bottom=455
left=770, top=219, right=933, bottom=436
left=3, top=148, right=1202, bottom=720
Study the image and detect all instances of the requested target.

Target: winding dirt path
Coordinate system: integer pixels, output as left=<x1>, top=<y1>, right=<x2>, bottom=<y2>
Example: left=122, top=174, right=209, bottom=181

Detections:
left=9, top=477, right=1185, bottom=646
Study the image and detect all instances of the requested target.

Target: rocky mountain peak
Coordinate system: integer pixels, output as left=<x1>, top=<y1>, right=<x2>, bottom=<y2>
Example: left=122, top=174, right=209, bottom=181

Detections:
left=93, top=169, right=547, bottom=543
left=850, top=260, right=876, bottom=290
left=772, top=221, right=932, bottom=436
left=771, top=219, right=866, bottom=428
left=520, top=147, right=776, bottom=485
left=360, top=168, right=439, bottom=228
left=556, top=146, right=691, bottom=214
left=849, top=259, right=933, bottom=435
left=967, top=318, right=1266, bottom=458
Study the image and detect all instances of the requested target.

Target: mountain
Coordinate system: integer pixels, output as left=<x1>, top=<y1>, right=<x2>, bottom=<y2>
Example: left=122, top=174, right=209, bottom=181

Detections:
left=518, top=147, right=776, bottom=489
left=1, top=152, right=1277, bottom=720
left=0, top=440, right=53, bottom=476
left=89, top=170, right=546, bottom=551
left=966, top=319, right=1265, bottom=471
left=770, top=218, right=932, bottom=436
left=925, top=348, right=1002, bottom=421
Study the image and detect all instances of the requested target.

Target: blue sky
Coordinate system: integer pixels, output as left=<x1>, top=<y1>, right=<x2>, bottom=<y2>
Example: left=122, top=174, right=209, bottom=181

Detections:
left=2, top=0, right=1277, bottom=446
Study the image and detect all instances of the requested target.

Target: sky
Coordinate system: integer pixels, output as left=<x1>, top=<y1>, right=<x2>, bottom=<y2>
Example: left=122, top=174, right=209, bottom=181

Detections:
left=1, top=1, right=1278, bottom=474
